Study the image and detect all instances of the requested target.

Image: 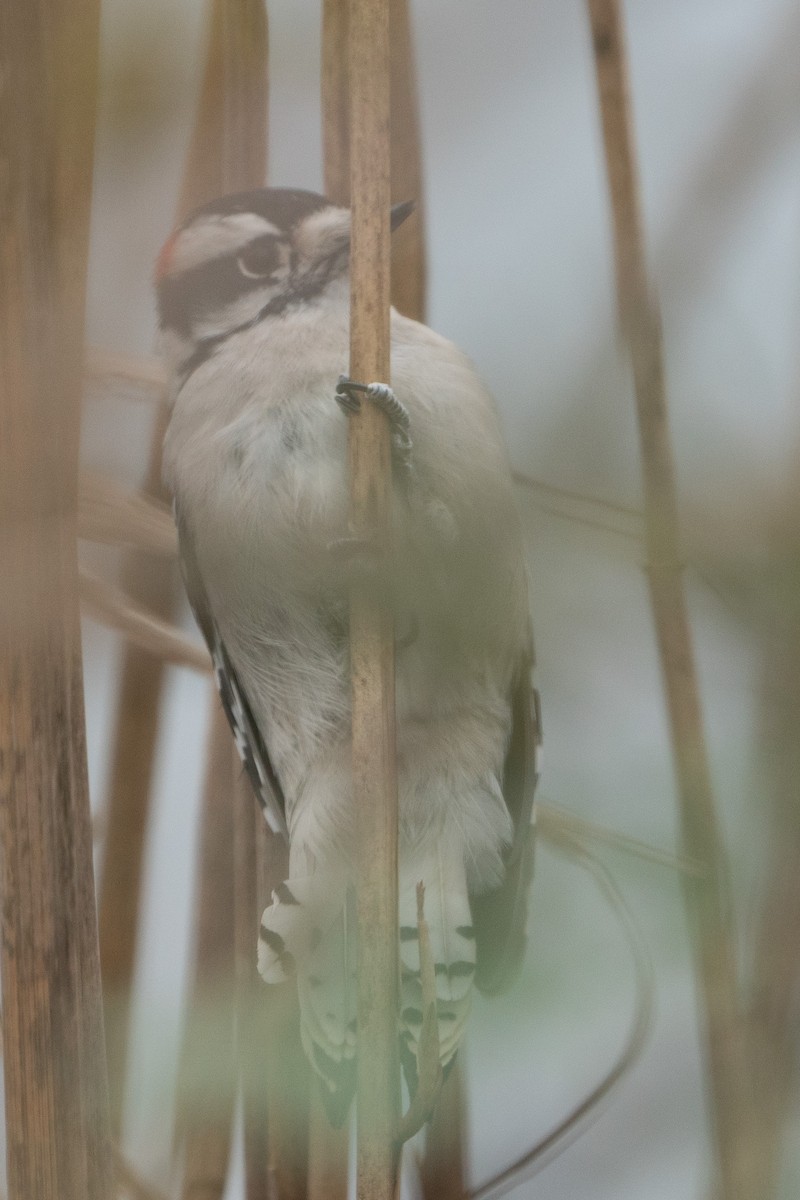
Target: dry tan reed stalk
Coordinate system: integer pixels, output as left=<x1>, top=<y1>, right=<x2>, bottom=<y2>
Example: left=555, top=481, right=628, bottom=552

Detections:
left=348, top=2, right=401, bottom=1198
left=749, top=810, right=800, bottom=1198
left=173, top=1, right=271, bottom=1195
left=97, top=402, right=180, bottom=1134
left=536, top=802, right=705, bottom=878
left=419, top=1064, right=466, bottom=1200
left=260, top=993, right=311, bottom=1200
left=308, top=1086, right=349, bottom=1200
left=79, top=571, right=211, bottom=673
left=177, top=708, right=237, bottom=1200
left=240, top=816, right=312, bottom=1200
left=78, top=470, right=177, bottom=556
left=233, top=772, right=271, bottom=1200
left=745, top=458, right=800, bottom=1196
left=586, top=2, right=757, bottom=1196
left=234, top=774, right=310, bottom=1200
left=390, top=0, right=461, bottom=1186
left=322, top=0, right=351, bottom=204
left=327, top=4, right=453, bottom=1190
left=385, top=0, right=426, bottom=320
left=100, top=0, right=270, bottom=1135
left=323, top=0, right=426, bottom=321
left=84, top=346, right=167, bottom=399
left=177, top=0, right=269, bottom=218
left=254, top=808, right=311, bottom=1200
left=0, top=1, right=114, bottom=1197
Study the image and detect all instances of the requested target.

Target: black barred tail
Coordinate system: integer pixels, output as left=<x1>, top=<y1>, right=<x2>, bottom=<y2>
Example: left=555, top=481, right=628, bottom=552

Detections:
left=258, top=872, right=357, bottom=1123
left=257, top=844, right=477, bottom=1120
left=297, top=895, right=358, bottom=1126
left=257, top=871, right=347, bottom=982
left=398, top=844, right=476, bottom=1091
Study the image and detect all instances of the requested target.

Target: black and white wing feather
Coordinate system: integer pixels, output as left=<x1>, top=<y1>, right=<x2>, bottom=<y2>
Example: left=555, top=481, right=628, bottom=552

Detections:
left=472, top=647, right=541, bottom=995
left=175, top=506, right=289, bottom=840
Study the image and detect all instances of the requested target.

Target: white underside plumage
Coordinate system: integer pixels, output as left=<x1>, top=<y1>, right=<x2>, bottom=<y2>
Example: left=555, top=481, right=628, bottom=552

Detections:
left=162, top=272, right=531, bottom=1110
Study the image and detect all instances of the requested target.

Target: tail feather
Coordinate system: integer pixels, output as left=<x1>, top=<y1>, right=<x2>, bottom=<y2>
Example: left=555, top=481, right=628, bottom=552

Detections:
left=258, top=841, right=478, bottom=1120
left=280, top=889, right=357, bottom=1126
left=258, top=871, right=346, bottom=983
left=399, top=843, right=476, bottom=1071
left=297, top=895, right=357, bottom=1057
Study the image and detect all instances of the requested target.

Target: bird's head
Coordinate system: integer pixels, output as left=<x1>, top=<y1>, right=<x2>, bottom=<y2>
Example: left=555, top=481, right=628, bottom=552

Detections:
left=155, top=187, right=413, bottom=374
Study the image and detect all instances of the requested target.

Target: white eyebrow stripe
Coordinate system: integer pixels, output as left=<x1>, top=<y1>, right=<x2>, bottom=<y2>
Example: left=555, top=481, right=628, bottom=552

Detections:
left=169, top=213, right=282, bottom=275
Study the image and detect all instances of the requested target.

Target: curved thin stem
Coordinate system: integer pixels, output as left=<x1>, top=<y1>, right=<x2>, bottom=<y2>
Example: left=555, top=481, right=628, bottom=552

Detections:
left=469, top=834, right=655, bottom=1200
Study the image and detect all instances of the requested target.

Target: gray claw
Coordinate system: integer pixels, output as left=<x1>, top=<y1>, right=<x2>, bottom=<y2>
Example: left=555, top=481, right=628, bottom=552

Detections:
left=365, top=382, right=410, bottom=435
left=335, top=375, right=413, bottom=474
left=335, top=375, right=364, bottom=414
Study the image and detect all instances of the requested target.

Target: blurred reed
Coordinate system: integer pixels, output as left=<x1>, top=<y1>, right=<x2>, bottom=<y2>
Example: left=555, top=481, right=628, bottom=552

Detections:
left=745, top=437, right=800, bottom=1193
left=96, top=396, right=177, bottom=1136
left=173, top=5, right=273, bottom=1200
left=346, top=0, right=401, bottom=1193
left=587, top=2, right=759, bottom=1197
left=0, top=1, right=113, bottom=1198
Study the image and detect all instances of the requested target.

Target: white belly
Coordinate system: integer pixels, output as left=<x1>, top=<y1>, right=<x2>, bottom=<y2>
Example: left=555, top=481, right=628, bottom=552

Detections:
left=162, top=309, right=520, bottom=884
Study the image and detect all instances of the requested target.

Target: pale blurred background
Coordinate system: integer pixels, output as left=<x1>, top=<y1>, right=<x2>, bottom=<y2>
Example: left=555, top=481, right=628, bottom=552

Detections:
left=76, top=1, right=800, bottom=1196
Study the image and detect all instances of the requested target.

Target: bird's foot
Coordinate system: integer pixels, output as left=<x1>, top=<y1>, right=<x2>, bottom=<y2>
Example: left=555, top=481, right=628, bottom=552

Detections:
left=335, top=375, right=413, bottom=474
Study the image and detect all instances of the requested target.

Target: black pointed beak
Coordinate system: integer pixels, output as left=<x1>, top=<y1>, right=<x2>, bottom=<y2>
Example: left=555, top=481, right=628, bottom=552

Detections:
left=390, top=200, right=415, bottom=231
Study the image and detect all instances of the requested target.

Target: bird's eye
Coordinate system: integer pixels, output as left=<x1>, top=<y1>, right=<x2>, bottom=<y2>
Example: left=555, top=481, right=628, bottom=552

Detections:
left=237, top=237, right=280, bottom=279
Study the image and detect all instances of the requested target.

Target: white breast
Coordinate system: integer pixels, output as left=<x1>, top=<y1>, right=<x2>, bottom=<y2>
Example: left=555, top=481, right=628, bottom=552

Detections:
left=163, top=301, right=354, bottom=596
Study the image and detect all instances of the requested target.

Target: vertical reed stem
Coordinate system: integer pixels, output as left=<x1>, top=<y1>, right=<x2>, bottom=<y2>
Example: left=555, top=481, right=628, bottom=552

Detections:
left=98, top=406, right=176, bottom=1134
left=177, top=0, right=269, bottom=217
left=420, top=1063, right=466, bottom=1200
left=322, top=0, right=351, bottom=206
left=323, top=0, right=426, bottom=320
left=178, top=708, right=237, bottom=1200
left=321, top=3, right=428, bottom=1190
left=308, top=1085, right=349, bottom=1200
left=101, top=0, right=269, bottom=1144
left=348, top=1, right=400, bottom=1198
left=255, top=799, right=311, bottom=1200
left=586, top=3, right=756, bottom=1195
left=0, top=0, right=113, bottom=1197
left=234, top=772, right=272, bottom=1200
left=173, top=2, right=269, bottom=1193
left=747, top=452, right=800, bottom=1197
left=234, top=776, right=309, bottom=1200
left=386, top=0, right=426, bottom=321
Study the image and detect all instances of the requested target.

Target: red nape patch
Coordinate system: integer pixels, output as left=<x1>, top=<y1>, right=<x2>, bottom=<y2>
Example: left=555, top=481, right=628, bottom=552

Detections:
left=155, top=230, right=179, bottom=282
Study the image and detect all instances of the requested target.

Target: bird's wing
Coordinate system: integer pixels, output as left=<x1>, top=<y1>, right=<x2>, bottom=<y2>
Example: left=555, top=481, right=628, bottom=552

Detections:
left=472, top=643, right=541, bottom=995
left=175, top=505, right=289, bottom=839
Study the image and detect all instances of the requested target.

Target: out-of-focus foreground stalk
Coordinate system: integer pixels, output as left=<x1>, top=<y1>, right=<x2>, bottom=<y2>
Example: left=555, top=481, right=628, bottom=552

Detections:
left=0, top=0, right=113, bottom=1196
left=748, top=450, right=800, bottom=1196
left=586, top=2, right=759, bottom=1196
left=173, top=4, right=277, bottom=1200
